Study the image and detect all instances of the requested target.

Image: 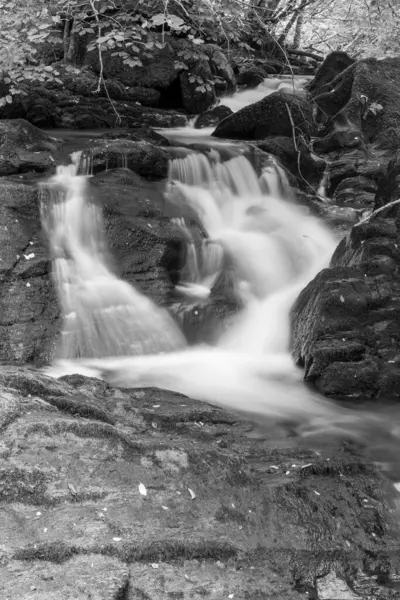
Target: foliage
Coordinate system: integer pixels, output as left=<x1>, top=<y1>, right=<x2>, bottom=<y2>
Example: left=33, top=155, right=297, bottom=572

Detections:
left=300, top=0, right=400, bottom=59
left=0, top=0, right=399, bottom=108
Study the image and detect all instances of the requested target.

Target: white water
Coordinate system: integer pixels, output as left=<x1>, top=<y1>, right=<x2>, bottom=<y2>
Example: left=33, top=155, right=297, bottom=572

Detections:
left=40, top=153, right=185, bottom=359
left=42, top=145, right=369, bottom=437
left=158, top=75, right=310, bottom=145
left=222, top=76, right=309, bottom=113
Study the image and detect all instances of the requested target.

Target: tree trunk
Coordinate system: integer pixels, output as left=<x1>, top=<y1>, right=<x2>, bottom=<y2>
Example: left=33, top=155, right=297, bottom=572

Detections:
left=66, top=19, right=78, bottom=65
left=293, top=8, right=304, bottom=47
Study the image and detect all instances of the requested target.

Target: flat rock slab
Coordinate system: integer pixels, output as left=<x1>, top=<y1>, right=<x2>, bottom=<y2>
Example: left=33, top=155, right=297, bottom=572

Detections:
left=0, top=366, right=398, bottom=599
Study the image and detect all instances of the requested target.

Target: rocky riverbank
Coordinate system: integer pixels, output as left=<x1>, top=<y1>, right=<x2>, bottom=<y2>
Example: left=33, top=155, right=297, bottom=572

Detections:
left=1, top=48, right=400, bottom=599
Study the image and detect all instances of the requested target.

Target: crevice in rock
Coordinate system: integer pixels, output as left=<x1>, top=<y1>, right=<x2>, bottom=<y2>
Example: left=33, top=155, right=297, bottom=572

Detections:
left=157, top=77, right=184, bottom=110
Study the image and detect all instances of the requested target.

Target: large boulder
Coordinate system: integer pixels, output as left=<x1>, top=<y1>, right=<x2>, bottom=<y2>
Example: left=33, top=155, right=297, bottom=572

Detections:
left=81, top=139, right=189, bottom=180
left=307, top=51, right=355, bottom=97
left=0, top=121, right=203, bottom=364
left=84, top=43, right=177, bottom=91
left=0, top=179, right=59, bottom=364
left=255, top=136, right=325, bottom=189
left=212, top=91, right=314, bottom=140
left=237, top=66, right=267, bottom=89
left=195, top=105, right=233, bottom=129
left=0, top=83, right=188, bottom=130
left=311, top=55, right=400, bottom=150
left=202, top=43, right=236, bottom=93
left=292, top=197, right=400, bottom=401
left=0, top=119, right=62, bottom=175
left=375, top=150, right=400, bottom=209
left=0, top=367, right=398, bottom=599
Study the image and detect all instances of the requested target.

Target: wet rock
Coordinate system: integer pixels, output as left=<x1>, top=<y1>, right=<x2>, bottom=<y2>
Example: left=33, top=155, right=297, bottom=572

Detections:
left=0, top=179, right=59, bottom=365
left=84, top=43, right=177, bottom=91
left=202, top=43, right=236, bottom=93
left=59, top=69, right=161, bottom=107
left=292, top=199, right=400, bottom=402
left=195, top=105, right=233, bottom=129
left=0, top=165, right=201, bottom=363
left=313, top=123, right=364, bottom=153
left=180, top=63, right=216, bottom=114
left=0, top=119, right=62, bottom=176
left=255, top=136, right=325, bottom=189
left=317, top=571, right=359, bottom=600
left=0, top=86, right=187, bottom=130
left=81, top=139, right=192, bottom=180
left=237, top=66, right=267, bottom=89
left=0, top=367, right=397, bottom=599
left=308, top=51, right=355, bottom=97
left=311, top=56, right=400, bottom=151
left=212, top=91, right=314, bottom=140
left=327, top=148, right=387, bottom=198
left=333, top=175, right=377, bottom=209
left=96, top=126, right=170, bottom=146
left=375, top=150, right=400, bottom=209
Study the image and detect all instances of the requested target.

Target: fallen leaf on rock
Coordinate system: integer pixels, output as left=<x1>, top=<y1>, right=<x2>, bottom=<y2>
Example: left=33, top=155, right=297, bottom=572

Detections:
left=188, top=487, right=196, bottom=500
left=113, top=537, right=122, bottom=542
left=162, top=506, right=169, bottom=510
left=151, top=563, right=159, bottom=569
left=68, top=483, right=77, bottom=496
left=314, top=490, right=321, bottom=496
left=139, top=483, right=147, bottom=496
left=153, top=404, right=160, bottom=408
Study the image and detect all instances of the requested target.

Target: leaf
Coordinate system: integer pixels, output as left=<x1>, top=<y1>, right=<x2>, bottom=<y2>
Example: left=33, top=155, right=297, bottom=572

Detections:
left=188, top=487, right=196, bottom=500
left=139, top=483, right=147, bottom=496
left=5, top=94, right=12, bottom=103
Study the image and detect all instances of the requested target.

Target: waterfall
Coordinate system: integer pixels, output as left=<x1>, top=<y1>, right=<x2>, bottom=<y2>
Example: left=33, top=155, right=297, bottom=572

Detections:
left=40, top=153, right=185, bottom=359
left=43, top=150, right=367, bottom=437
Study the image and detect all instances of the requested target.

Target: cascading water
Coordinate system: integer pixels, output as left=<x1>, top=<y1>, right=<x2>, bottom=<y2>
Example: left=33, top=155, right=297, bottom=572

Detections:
left=40, top=153, right=185, bottom=359
left=43, top=148, right=361, bottom=436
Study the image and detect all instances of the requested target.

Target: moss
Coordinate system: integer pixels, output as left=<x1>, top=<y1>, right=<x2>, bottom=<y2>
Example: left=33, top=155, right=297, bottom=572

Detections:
left=47, top=394, right=115, bottom=425
left=0, top=466, right=54, bottom=505
left=215, top=506, right=247, bottom=525
left=14, top=541, right=77, bottom=564
left=24, top=419, right=144, bottom=454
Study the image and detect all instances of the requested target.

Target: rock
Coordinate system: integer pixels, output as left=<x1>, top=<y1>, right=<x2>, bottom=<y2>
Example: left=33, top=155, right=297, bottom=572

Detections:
left=313, top=121, right=364, bottom=153
left=202, top=43, right=236, bottom=93
left=0, top=86, right=187, bottom=130
left=0, top=162, right=202, bottom=363
left=0, top=119, right=62, bottom=176
left=255, top=136, right=325, bottom=189
left=0, top=366, right=397, bottom=599
left=82, top=139, right=193, bottom=180
left=59, top=69, right=161, bottom=106
left=97, top=126, right=170, bottom=146
left=333, top=175, right=377, bottom=209
left=212, top=91, right=314, bottom=141
left=375, top=150, right=400, bottom=209
left=308, top=51, right=355, bottom=97
left=180, top=63, right=216, bottom=114
left=311, top=56, right=400, bottom=150
left=291, top=198, right=400, bottom=402
left=237, top=66, right=266, bottom=89
left=317, top=571, right=359, bottom=600
left=195, top=105, right=233, bottom=129
left=213, top=76, right=228, bottom=97
left=327, top=148, right=387, bottom=198
left=84, top=43, right=177, bottom=91
left=0, top=179, right=59, bottom=364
